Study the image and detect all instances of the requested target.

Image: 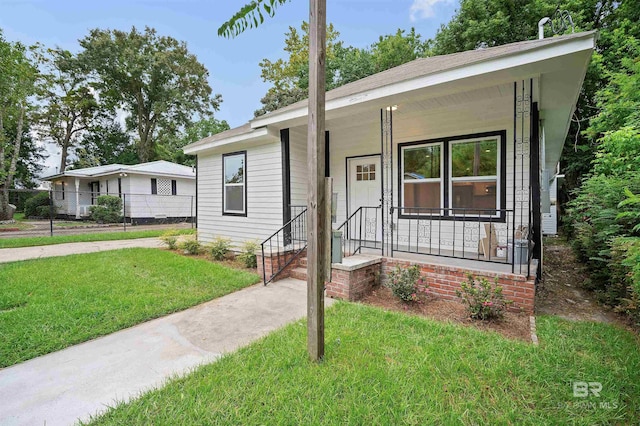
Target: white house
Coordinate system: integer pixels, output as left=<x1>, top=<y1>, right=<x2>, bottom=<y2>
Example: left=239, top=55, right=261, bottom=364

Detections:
left=183, top=31, right=596, bottom=313
left=44, top=160, right=196, bottom=224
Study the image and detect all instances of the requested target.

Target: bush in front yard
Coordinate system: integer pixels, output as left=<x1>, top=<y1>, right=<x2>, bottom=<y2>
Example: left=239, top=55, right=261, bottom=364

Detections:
left=160, top=229, right=181, bottom=250
left=384, top=265, right=428, bottom=303
left=456, top=273, right=510, bottom=320
left=237, top=240, right=259, bottom=268
left=209, top=236, right=232, bottom=260
left=180, top=238, right=201, bottom=255
left=24, top=192, right=53, bottom=218
left=90, top=195, right=122, bottom=223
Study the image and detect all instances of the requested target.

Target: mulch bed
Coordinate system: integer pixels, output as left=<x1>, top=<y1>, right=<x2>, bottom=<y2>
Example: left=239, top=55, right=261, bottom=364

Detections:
left=361, top=286, right=532, bottom=342
left=165, top=248, right=259, bottom=274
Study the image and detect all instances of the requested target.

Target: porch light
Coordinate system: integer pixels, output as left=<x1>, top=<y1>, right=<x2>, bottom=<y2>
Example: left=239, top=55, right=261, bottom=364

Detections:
left=119, top=172, right=127, bottom=177
left=386, top=105, right=398, bottom=111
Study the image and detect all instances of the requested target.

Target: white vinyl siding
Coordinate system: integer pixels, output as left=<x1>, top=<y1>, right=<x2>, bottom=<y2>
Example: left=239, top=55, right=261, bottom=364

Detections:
left=196, top=141, right=283, bottom=249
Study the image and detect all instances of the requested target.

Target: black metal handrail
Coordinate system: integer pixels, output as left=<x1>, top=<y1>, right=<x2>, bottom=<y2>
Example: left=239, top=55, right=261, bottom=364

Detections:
left=261, top=207, right=308, bottom=284
left=335, top=205, right=382, bottom=256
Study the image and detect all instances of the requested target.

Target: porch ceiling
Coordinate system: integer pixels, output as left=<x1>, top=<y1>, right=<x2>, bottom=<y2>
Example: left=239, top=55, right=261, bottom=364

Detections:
left=288, top=82, right=514, bottom=138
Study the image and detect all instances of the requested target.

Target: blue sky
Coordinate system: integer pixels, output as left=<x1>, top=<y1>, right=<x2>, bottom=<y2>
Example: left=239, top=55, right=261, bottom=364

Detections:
left=1, top=0, right=457, bottom=128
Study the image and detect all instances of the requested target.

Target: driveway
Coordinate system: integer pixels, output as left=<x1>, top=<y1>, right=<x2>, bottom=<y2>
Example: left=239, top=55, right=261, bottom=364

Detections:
left=0, top=278, right=330, bottom=425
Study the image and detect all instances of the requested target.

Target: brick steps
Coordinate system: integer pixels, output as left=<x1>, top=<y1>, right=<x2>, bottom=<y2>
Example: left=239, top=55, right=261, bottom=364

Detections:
left=290, top=267, right=308, bottom=281
left=298, top=257, right=307, bottom=267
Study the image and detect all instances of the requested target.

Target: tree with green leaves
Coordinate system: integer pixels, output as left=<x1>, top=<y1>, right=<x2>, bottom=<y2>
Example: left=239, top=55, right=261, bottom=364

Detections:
left=79, top=26, right=221, bottom=163
left=73, top=119, right=137, bottom=169
left=255, top=22, right=341, bottom=116
left=371, top=28, right=431, bottom=72
left=0, top=31, right=38, bottom=220
left=157, top=117, right=230, bottom=166
left=255, top=23, right=431, bottom=116
left=35, top=47, right=101, bottom=173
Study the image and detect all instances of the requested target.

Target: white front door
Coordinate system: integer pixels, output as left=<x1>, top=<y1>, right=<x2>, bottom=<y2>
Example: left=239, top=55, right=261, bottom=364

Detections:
left=348, top=156, right=382, bottom=241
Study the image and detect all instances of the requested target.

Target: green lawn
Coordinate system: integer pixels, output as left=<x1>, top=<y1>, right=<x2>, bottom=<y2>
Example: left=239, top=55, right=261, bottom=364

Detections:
left=0, top=248, right=260, bottom=367
left=87, top=303, right=640, bottom=425
left=0, top=228, right=194, bottom=249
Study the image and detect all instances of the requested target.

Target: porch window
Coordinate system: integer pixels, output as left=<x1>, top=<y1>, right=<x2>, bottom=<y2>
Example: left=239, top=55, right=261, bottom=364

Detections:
left=401, top=143, right=442, bottom=213
left=450, top=137, right=499, bottom=214
left=399, top=131, right=505, bottom=218
left=223, top=151, right=246, bottom=216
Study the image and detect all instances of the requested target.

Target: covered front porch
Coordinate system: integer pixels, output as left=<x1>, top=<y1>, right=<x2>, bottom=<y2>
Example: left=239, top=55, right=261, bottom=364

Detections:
left=269, top=75, right=539, bottom=275
left=253, top=32, right=595, bottom=314
left=259, top=77, right=540, bottom=312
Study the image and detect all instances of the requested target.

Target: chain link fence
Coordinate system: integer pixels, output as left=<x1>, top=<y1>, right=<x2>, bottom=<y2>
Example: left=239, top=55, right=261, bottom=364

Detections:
left=2, top=189, right=195, bottom=239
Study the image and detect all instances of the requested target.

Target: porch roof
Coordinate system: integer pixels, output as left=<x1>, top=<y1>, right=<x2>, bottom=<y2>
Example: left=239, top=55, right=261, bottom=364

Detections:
left=251, top=31, right=595, bottom=127
left=184, top=31, right=596, bottom=171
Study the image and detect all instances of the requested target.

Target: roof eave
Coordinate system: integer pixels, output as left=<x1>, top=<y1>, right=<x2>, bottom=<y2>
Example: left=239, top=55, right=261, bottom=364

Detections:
left=250, top=32, right=597, bottom=129
left=183, top=126, right=277, bottom=155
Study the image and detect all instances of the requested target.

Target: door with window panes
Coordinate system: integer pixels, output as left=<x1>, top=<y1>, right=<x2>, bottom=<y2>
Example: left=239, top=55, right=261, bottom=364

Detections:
left=348, top=156, right=382, bottom=241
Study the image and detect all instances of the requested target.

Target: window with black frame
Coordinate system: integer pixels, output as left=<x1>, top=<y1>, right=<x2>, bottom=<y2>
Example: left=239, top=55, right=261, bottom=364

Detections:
left=223, top=151, right=246, bottom=215
left=450, top=138, right=499, bottom=216
left=399, top=132, right=503, bottom=218
left=401, top=143, right=442, bottom=215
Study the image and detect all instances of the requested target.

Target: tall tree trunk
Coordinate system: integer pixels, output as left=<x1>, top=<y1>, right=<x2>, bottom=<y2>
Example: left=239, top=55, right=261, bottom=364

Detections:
left=59, top=141, right=69, bottom=173
left=0, top=105, right=25, bottom=220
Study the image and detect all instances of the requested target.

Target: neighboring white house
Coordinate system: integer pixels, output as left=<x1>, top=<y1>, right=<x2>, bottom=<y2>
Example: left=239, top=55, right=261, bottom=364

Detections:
left=44, top=160, right=196, bottom=223
left=183, top=31, right=596, bottom=283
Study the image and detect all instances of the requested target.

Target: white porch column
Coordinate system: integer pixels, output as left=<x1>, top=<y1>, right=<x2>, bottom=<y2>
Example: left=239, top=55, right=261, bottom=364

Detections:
left=75, top=178, right=80, bottom=219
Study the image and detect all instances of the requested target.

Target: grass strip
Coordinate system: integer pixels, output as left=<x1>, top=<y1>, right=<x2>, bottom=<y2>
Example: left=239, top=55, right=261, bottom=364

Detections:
left=0, top=228, right=194, bottom=249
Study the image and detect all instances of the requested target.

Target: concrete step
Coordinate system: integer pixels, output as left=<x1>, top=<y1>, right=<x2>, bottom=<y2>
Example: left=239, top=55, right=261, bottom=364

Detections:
left=298, top=257, right=307, bottom=267
left=290, top=267, right=307, bottom=281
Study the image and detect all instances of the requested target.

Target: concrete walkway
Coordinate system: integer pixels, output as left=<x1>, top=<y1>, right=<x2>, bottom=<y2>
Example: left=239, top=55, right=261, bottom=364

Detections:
left=0, top=238, right=162, bottom=263
left=0, top=278, right=328, bottom=425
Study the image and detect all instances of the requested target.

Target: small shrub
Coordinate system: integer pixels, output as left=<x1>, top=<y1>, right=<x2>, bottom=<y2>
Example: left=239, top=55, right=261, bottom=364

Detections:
left=209, top=236, right=232, bottom=261
left=456, top=273, right=510, bottom=320
left=180, top=238, right=201, bottom=255
left=160, top=229, right=181, bottom=250
left=24, top=192, right=52, bottom=218
left=90, top=195, right=122, bottom=223
left=237, top=240, right=259, bottom=268
left=35, top=205, right=53, bottom=217
left=384, top=265, right=428, bottom=303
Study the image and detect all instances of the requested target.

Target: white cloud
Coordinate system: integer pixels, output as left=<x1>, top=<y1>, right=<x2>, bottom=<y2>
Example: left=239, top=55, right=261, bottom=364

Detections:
left=410, top=0, right=451, bottom=22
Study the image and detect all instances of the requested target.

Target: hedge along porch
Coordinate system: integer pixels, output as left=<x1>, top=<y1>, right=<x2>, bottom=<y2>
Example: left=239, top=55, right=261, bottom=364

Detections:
left=184, top=32, right=596, bottom=314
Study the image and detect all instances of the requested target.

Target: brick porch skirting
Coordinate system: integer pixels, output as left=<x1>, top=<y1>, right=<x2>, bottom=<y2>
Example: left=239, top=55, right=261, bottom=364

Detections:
left=380, top=258, right=536, bottom=314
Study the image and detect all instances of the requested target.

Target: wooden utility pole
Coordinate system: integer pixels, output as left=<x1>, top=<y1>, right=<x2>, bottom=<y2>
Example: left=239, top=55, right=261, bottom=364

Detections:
left=306, top=0, right=327, bottom=361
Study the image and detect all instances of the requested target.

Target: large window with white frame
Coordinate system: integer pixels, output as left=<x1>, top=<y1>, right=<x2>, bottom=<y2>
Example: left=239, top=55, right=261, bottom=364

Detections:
left=223, top=151, right=247, bottom=216
left=398, top=131, right=505, bottom=219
